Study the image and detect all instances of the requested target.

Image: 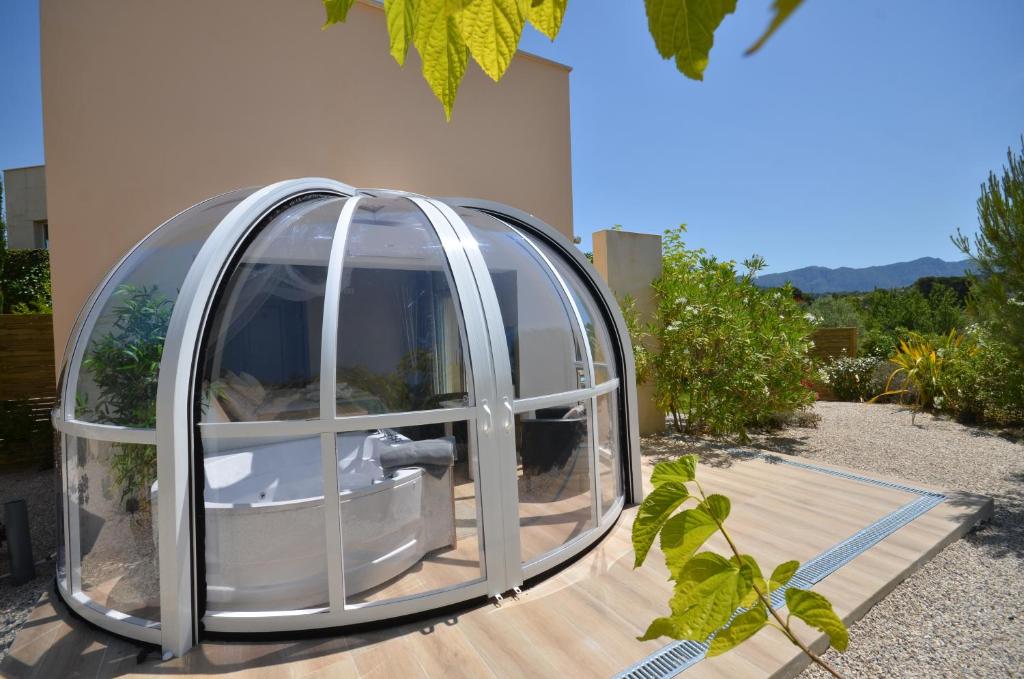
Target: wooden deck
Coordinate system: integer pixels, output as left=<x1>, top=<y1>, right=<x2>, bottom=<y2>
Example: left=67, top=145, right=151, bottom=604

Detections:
left=0, top=454, right=992, bottom=679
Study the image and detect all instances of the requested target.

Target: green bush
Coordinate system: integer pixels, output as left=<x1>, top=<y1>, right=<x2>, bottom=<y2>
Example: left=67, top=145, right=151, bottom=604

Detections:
left=940, top=325, right=1024, bottom=426
left=631, top=227, right=815, bottom=439
left=806, top=295, right=864, bottom=334
left=817, top=356, right=883, bottom=402
left=1, top=249, right=52, bottom=314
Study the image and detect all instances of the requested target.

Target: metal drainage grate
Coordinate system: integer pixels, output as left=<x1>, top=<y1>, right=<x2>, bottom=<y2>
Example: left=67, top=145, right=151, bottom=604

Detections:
left=616, top=640, right=707, bottom=679
left=613, top=454, right=945, bottom=679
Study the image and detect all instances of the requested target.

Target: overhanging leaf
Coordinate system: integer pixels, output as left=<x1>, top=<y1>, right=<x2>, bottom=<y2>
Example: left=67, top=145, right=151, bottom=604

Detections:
left=458, top=0, right=529, bottom=81
left=637, top=616, right=681, bottom=641
left=644, top=0, right=738, bottom=80
left=706, top=602, right=768, bottom=656
left=785, top=588, right=849, bottom=652
left=414, top=0, right=469, bottom=120
left=322, top=0, right=357, bottom=28
left=650, top=455, right=697, bottom=486
left=660, top=494, right=730, bottom=578
left=528, top=0, right=567, bottom=41
left=769, top=560, right=799, bottom=591
left=668, top=552, right=754, bottom=640
left=632, top=481, right=690, bottom=567
left=385, top=0, right=419, bottom=66
left=745, top=0, right=804, bottom=55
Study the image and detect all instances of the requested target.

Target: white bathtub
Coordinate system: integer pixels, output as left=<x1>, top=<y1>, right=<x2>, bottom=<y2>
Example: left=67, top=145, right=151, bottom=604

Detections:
left=155, top=431, right=452, bottom=611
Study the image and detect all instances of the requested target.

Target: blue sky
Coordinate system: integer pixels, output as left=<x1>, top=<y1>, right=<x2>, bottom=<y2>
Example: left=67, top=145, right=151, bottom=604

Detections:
left=3, top=2, right=1023, bottom=273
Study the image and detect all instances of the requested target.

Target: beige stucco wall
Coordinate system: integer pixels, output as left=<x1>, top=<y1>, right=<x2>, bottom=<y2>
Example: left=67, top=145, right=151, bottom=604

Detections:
left=40, top=0, right=573, bottom=367
left=3, top=165, right=48, bottom=249
left=592, top=229, right=664, bottom=435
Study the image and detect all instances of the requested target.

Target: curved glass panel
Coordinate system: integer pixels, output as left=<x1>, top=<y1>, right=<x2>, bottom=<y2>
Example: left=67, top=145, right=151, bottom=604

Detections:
left=338, top=419, right=484, bottom=604
left=72, top=188, right=256, bottom=425
left=458, top=208, right=587, bottom=398
left=597, top=389, right=623, bottom=515
left=200, top=432, right=328, bottom=612
left=516, top=399, right=595, bottom=563
left=336, top=197, right=470, bottom=415
left=201, top=196, right=346, bottom=422
left=70, top=436, right=160, bottom=620
left=533, top=239, right=619, bottom=384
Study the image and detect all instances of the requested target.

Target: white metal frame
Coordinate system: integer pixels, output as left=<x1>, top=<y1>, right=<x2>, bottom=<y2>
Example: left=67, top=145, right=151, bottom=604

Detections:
left=51, top=181, right=641, bottom=655
left=442, top=197, right=644, bottom=505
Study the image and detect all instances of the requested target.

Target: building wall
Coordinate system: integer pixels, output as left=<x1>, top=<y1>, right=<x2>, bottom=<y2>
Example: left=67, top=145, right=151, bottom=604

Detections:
left=592, top=229, right=665, bottom=435
left=3, top=166, right=48, bottom=249
left=40, top=0, right=573, bottom=367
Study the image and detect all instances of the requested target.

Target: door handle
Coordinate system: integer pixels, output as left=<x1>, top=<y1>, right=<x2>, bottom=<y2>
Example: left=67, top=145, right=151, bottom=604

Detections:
left=502, top=397, right=513, bottom=432
left=481, top=400, right=492, bottom=433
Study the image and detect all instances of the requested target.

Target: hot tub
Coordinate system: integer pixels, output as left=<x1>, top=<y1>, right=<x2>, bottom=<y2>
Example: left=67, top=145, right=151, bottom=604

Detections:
left=155, top=431, right=452, bottom=611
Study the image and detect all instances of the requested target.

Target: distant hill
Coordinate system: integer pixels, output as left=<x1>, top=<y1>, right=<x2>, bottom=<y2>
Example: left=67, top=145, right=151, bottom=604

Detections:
left=753, top=257, right=977, bottom=294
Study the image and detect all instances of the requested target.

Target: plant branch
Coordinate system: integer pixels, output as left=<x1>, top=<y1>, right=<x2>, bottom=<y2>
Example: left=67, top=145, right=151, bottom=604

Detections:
left=701, top=481, right=846, bottom=679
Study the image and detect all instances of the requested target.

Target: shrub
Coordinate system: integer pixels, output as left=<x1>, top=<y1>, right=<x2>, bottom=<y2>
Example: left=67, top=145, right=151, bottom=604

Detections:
left=806, top=295, right=864, bottom=334
left=871, top=331, right=962, bottom=421
left=1, top=249, right=52, bottom=314
left=817, top=356, right=883, bottom=402
left=631, top=227, right=815, bottom=440
left=940, top=325, right=1024, bottom=426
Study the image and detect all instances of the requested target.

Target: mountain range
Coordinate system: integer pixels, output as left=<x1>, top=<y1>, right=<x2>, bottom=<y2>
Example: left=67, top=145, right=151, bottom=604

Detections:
left=753, top=257, right=976, bottom=294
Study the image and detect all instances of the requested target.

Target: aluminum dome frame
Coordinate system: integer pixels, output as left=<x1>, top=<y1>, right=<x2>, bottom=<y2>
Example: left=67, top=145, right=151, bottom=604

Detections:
left=52, top=179, right=642, bottom=656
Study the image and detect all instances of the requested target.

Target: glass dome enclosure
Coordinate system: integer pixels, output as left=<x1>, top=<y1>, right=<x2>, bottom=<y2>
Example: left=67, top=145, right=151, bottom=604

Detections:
left=52, top=179, right=641, bottom=655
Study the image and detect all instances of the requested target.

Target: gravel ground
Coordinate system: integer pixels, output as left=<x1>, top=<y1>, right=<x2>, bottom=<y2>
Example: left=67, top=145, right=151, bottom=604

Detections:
left=646, top=401, right=1023, bottom=678
left=0, top=467, right=58, bottom=664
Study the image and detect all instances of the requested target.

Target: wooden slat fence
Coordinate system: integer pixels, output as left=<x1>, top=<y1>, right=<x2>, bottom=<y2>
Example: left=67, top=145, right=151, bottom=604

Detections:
left=809, top=327, right=858, bottom=361
left=0, top=314, right=57, bottom=470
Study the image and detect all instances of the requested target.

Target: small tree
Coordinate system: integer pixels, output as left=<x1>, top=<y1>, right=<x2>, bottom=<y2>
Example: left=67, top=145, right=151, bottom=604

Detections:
left=954, top=138, right=1024, bottom=368
left=631, top=226, right=815, bottom=439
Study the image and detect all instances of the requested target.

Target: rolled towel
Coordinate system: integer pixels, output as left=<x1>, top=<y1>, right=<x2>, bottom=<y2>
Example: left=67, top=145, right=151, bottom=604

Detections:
left=379, top=436, right=455, bottom=478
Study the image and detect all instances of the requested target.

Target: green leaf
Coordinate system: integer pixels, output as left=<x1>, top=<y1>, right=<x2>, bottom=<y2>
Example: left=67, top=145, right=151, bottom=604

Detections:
left=385, top=0, right=419, bottom=66
left=706, top=602, right=768, bottom=656
left=769, top=560, right=799, bottom=591
left=414, top=0, right=469, bottom=120
left=644, top=0, right=738, bottom=80
left=632, top=481, right=689, bottom=568
left=637, top=616, right=681, bottom=641
left=660, top=494, right=729, bottom=578
left=322, top=0, right=357, bottom=28
left=730, top=554, right=766, bottom=608
left=785, top=588, right=849, bottom=652
left=746, top=0, right=804, bottom=55
left=528, top=0, right=567, bottom=41
left=650, top=455, right=697, bottom=486
left=457, top=0, right=528, bottom=81
left=668, top=552, right=754, bottom=640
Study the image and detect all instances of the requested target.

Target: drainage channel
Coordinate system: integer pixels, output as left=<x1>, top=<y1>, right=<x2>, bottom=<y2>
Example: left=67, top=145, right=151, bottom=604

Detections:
left=613, top=451, right=946, bottom=679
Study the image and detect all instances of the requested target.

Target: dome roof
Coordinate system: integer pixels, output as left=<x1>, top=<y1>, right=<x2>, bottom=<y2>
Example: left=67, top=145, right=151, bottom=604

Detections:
left=52, top=179, right=640, bottom=654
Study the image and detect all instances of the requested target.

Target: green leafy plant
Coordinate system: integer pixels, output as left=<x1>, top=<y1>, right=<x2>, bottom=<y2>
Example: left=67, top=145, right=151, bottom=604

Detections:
left=81, top=284, right=173, bottom=511
left=321, top=0, right=805, bottom=118
left=0, top=249, right=52, bottom=314
left=633, top=455, right=848, bottom=677
left=939, top=324, right=1024, bottom=426
left=806, top=295, right=864, bottom=335
left=629, top=226, right=815, bottom=439
left=817, top=355, right=883, bottom=402
left=870, top=330, right=963, bottom=422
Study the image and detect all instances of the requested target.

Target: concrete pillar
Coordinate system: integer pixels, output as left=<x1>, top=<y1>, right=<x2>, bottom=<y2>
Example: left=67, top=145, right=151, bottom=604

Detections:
left=592, top=229, right=665, bottom=435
